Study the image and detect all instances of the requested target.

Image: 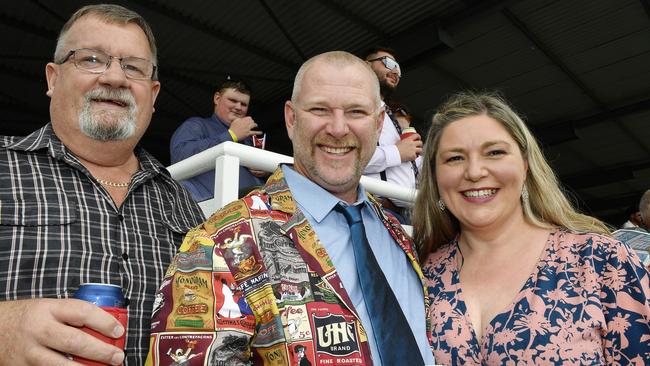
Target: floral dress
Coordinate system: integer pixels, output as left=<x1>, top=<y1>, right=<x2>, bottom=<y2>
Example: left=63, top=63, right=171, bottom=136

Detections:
left=423, top=228, right=650, bottom=365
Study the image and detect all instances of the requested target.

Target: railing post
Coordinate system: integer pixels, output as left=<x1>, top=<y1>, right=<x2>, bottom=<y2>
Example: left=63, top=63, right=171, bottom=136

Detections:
left=213, top=155, right=240, bottom=210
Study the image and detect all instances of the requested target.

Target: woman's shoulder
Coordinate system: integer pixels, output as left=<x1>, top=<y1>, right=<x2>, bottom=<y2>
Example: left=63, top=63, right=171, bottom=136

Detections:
left=551, top=227, right=635, bottom=264
left=552, top=227, right=616, bottom=247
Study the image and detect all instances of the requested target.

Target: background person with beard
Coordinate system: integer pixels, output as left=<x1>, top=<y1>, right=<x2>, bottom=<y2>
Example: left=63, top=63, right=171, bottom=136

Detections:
left=362, top=47, right=423, bottom=224
left=147, top=51, right=434, bottom=366
left=0, top=4, right=204, bottom=365
left=170, top=77, right=267, bottom=202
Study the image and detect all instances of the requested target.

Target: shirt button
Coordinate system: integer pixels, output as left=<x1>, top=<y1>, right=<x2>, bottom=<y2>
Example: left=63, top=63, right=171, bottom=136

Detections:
left=117, top=214, right=124, bottom=221
left=122, top=252, right=129, bottom=261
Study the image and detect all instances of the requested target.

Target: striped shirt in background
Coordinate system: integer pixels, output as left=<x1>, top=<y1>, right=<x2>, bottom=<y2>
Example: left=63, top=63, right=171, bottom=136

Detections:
left=0, top=124, right=205, bottom=365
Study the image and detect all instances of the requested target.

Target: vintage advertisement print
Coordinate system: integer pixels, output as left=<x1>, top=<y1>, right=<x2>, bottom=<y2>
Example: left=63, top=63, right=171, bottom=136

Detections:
left=307, top=303, right=365, bottom=365
left=214, top=223, right=264, bottom=281
left=204, top=200, right=249, bottom=236
left=242, top=193, right=270, bottom=214
left=168, top=270, right=214, bottom=330
left=257, top=343, right=290, bottom=366
left=207, top=330, right=251, bottom=366
left=285, top=218, right=335, bottom=275
left=273, top=280, right=313, bottom=305
left=288, top=341, right=315, bottom=366
left=280, top=304, right=312, bottom=342
left=150, top=276, right=173, bottom=333
left=213, top=272, right=255, bottom=332
left=254, top=219, right=310, bottom=283
left=152, top=332, right=213, bottom=366
left=175, top=243, right=213, bottom=272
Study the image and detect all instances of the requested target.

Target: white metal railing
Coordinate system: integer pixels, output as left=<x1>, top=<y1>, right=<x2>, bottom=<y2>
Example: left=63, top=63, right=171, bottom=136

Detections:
left=167, top=141, right=417, bottom=230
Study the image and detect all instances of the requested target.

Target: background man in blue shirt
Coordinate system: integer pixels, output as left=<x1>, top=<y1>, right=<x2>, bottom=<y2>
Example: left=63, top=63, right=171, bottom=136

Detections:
left=170, top=77, right=266, bottom=201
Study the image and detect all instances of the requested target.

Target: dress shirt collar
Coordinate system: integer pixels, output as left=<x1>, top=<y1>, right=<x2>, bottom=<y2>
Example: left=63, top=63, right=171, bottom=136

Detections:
left=281, top=164, right=368, bottom=223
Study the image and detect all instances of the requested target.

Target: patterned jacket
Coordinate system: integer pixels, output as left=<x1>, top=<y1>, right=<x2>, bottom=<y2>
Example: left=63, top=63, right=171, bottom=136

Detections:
left=146, top=167, right=430, bottom=365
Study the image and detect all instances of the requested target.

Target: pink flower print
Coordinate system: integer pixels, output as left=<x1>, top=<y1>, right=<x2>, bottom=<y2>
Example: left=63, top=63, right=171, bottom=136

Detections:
left=508, top=348, right=540, bottom=365
left=536, top=340, right=561, bottom=363
left=442, top=320, right=473, bottom=347
left=485, top=351, right=506, bottom=365
left=425, top=274, right=440, bottom=290
left=544, top=287, right=567, bottom=303
left=554, top=236, right=580, bottom=263
left=493, top=328, right=520, bottom=347
left=629, top=355, right=646, bottom=366
left=431, top=298, right=454, bottom=320
left=433, top=350, right=452, bottom=366
left=615, top=291, right=650, bottom=315
left=513, top=310, right=555, bottom=337
left=613, top=241, right=633, bottom=263
left=574, top=264, right=599, bottom=293
left=608, top=313, right=632, bottom=348
left=602, top=263, right=627, bottom=291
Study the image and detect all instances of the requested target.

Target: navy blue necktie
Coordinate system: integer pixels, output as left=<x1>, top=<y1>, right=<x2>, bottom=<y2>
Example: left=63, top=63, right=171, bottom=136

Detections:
left=336, top=203, right=424, bottom=365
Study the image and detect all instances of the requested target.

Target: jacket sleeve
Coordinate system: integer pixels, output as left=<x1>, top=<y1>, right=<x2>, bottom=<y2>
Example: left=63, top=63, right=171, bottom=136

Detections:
left=145, top=225, right=255, bottom=365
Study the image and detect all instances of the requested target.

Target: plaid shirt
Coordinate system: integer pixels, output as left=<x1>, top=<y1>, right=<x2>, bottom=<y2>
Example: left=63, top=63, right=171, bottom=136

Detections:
left=0, top=124, right=205, bottom=365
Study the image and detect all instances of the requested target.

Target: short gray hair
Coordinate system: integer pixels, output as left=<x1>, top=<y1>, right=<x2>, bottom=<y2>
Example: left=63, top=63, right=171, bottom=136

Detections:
left=291, top=51, right=380, bottom=109
left=54, top=4, right=158, bottom=80
left=640, top=189, right=650, bottom=222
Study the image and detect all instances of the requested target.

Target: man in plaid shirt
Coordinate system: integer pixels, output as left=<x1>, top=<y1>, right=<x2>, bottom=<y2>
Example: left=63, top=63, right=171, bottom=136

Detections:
left=0, top=4, right=203, bottom=365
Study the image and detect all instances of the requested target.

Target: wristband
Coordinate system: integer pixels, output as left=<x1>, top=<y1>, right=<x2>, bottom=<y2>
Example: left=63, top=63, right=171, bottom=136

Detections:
left=228, top=129, right=238, bottom=142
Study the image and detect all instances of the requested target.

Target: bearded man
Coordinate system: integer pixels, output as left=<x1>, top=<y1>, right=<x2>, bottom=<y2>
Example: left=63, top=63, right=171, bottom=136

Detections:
left=0, top=4, right=204, bottom=365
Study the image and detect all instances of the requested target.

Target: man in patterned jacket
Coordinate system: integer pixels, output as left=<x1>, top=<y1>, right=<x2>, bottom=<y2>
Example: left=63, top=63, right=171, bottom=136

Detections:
left=146, top=51, right=434, bottom=365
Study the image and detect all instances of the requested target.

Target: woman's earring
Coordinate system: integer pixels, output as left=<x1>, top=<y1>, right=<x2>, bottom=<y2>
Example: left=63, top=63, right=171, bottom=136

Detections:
left=521, top=184, right=529, bottom=204
left=438, top=199, right=446, bottom=211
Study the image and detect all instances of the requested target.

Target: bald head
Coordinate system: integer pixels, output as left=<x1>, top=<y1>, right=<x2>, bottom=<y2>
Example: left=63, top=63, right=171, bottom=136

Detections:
left=291, top=51, right=381, bottom=109
left=640, top=189, right=650, bottom=228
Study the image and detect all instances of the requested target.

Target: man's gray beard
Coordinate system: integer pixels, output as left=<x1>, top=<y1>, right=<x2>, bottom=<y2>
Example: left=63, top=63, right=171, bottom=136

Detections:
left=78, top=88, right=137, bottom=141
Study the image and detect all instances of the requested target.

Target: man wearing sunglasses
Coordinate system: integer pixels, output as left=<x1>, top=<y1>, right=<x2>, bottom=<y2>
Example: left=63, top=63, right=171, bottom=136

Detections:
left=363, top=47, right=423, bottom=223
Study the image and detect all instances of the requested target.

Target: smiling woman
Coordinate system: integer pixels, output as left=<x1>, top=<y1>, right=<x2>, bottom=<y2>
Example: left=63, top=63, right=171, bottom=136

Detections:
left=413, top=91, right=650, bottom=365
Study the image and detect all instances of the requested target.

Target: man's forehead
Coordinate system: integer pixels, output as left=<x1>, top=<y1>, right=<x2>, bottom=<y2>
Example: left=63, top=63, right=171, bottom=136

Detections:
left=307, top=62, right=372, bottom=85
left=297, top=62, right=377, bottom=104
left=221, top=88, right=250, bottom=100
left=64, top=16, right=151, bottom=55
left=371, top=50, right=396, bottom=61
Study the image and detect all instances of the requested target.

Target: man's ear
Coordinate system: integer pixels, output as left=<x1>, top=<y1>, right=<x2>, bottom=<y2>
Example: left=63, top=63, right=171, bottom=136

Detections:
left=284, top=101, right=296, bottom=141
left=376, top=106, right=385, bottom=135
left=45, top=62, right=58, bottom=97
left=150, top=80, right=161, bottom=112
left=213, top=92, right=221, bottom=106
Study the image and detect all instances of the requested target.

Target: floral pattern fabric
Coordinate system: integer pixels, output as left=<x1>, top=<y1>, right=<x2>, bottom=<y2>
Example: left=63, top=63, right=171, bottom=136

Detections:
left=424, top=228, right=650, bottom=365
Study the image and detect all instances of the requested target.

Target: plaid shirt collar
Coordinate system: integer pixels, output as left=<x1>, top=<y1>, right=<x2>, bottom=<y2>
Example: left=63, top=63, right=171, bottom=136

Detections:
left=6, top=123, right=170, bottom=180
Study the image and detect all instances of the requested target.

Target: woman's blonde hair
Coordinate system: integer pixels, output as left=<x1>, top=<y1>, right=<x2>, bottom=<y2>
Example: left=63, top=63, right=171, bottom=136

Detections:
left=413, top=91, right=610, bottom=259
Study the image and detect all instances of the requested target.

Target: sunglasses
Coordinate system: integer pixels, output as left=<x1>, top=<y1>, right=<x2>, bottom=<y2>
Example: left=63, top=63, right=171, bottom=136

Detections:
left=368, top=56, right=401, bottom=77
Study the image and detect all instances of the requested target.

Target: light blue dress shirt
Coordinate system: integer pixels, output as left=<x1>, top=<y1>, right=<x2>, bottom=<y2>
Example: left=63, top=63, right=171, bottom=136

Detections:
left=282, top=165, right=434, bottom=365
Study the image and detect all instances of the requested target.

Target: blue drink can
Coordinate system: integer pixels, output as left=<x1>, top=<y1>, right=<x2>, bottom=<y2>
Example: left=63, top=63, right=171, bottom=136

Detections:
left=73, top=283, right=126, bottom=308
left=72, top=283, right=128, bottom=365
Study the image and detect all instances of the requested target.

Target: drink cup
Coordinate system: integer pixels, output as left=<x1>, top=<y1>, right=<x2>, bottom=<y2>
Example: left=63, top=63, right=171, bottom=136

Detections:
left=73, top=283, right=128, bottom=366
left=252, top=133, right=266, bottom=149
left=400, top=127, right=417, bottom=140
